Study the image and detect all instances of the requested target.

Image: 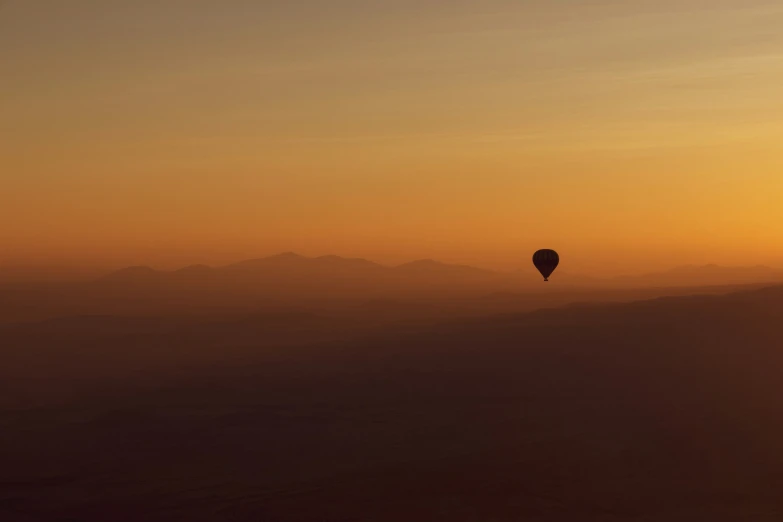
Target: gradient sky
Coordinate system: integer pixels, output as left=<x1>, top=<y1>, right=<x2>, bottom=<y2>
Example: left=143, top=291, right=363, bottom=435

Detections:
left=2, top=1, right=782, bottom=274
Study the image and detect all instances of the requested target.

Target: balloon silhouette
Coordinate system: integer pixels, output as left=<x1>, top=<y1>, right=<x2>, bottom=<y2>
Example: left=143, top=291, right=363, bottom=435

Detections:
left=533, top=249, right=559, bottom=281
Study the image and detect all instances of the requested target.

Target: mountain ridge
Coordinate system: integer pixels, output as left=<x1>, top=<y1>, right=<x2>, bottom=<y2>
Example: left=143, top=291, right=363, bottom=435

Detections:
left=97, top=253, right=783, bottom=282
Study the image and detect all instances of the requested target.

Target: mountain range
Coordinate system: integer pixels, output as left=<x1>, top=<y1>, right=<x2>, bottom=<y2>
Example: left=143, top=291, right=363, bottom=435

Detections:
left=4, top=253, right=782, bottom=290
left=2, top=253, right=783, bottom=324
left=100, top=252, right=783, bottom=289
left=103, top=252, right=498, bottom=283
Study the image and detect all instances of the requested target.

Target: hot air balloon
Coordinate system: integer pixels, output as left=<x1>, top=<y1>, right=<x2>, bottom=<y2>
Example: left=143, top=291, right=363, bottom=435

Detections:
left=533, top=249, right=559, bottom=281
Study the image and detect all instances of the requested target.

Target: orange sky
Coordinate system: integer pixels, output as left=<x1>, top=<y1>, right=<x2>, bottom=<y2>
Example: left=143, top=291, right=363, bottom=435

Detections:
left=2, top=1, right=782, bottom=275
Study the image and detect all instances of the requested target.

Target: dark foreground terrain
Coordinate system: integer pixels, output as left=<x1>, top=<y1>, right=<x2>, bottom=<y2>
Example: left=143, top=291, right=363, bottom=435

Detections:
left=3, top=285, right=783, bottom=521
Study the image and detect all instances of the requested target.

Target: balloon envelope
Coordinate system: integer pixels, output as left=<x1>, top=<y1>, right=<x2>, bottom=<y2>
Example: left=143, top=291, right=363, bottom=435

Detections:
left=533, top=249, right=559, bottom=281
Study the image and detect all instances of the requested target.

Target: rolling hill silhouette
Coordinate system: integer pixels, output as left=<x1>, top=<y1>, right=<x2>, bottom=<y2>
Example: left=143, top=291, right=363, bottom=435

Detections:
left=2, top=284, right=783, bottom=520
left=609, top=263, right=783, bottom=287
left=523, top=264, right=783, bottom=288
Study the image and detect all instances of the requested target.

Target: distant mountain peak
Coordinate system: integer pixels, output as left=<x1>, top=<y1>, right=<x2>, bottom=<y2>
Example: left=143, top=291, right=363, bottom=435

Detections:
left=314, top=255, right=385, bottom=268
left=397, top=259, right=485, bottom=269
left=268, top=252, right=307, bottom=260
left=219, top=253, right=389, bottom=278
left=111, top=265, right=157, bottom=274
left=315, top=254, right=363, bottom=262
left=178, top=264, right=211, bottom=270
left=394, top=259, right=496, bottom=278
left=223, top=252, right=307, bottom=270
left=397, top=259, right=442, bottom=268
left=176, top=264, right=213, bottom=274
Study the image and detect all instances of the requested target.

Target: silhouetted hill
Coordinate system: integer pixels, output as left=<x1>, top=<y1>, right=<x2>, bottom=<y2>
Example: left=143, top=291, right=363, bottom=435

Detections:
left=2, top=285, right=783, bottom=520
left=611, top=264, right=783, bottom=287
left=540, top=264, right=783, bottom=288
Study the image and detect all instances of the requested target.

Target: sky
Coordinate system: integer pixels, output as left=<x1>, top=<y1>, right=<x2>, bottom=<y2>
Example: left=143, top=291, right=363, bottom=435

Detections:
left=2, top=0, right=783, bottom=275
